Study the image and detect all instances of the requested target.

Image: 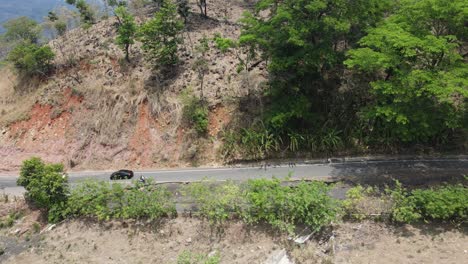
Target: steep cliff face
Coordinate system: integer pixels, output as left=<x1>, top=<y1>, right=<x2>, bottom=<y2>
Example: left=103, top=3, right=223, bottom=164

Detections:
left=0, top=1, right=267, bottom=171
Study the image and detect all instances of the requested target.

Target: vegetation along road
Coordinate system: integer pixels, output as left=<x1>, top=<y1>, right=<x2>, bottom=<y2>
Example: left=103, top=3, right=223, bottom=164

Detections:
left=1, top=158, right=467, bottom=195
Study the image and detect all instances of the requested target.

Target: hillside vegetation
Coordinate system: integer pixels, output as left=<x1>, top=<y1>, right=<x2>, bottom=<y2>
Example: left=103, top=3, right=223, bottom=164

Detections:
left=0, top=0, right=466, bottom=171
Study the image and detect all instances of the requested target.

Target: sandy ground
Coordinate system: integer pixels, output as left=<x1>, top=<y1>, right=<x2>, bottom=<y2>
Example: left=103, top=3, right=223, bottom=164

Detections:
left=1, top=215, right=467, bottom=264
left=323, top=222, right=467, bottom=264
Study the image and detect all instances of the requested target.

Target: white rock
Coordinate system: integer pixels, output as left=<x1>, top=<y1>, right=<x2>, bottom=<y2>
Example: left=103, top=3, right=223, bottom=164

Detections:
left=40, top=224, right=56, bottom=234
left=264, top=249, right=294, bottom=264
left=13, top=228, right=21, bottom=235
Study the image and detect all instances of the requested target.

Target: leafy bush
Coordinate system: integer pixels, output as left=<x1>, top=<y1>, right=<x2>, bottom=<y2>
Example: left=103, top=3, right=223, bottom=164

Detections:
left=177, top=250, right=221, bottom=264
left=239, top=128, right=281, bottom=160
left=183, top=179, right=340, bottom=234
left=181, top=89, right=209, bottom=135
left=243, top=179, right=340, bottom=234
left=220, top=130, right=239, bottom=160
left=183, top=181, right=244, bottom=227
left=66, top=180, right=176, bottom=221
left=213, top=33, right=236, bottom=53
left=17, top=157, right=69, bottom=221
left=386, top=181, right=422, bottom=223
left=54, top=21, right=67, bottom=36
left=121, top=181, right=177, bottom=220
left=191, top=104, right=209, bottom=135
left=411, top=186, right=467, bottom=221
left=342, top=185, right=392, bottom=221
left=343, top=185, right=367, bottom=220
left=221, top=127, right=281, bottom=160
left=221, top=127, right=343, bottom=161
left=7, top=43, right=55, bottom=76
left=387, top=181, right=468, bottom=223
left=0, top=212, right=22, bottom=228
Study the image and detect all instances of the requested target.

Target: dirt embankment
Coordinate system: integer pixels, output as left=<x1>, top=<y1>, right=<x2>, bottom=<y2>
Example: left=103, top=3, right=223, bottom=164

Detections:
left=0, top=0, right=267, bottom=172
left=2, top=218, right=467, bottom=264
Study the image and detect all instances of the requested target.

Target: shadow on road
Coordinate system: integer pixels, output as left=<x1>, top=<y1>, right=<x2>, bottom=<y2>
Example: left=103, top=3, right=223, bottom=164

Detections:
left=329, top=160, right=468, bottom=187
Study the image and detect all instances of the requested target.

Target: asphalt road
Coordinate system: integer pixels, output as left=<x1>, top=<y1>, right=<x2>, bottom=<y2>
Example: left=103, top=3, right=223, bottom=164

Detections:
left=0, top=159, right=467, bottom=195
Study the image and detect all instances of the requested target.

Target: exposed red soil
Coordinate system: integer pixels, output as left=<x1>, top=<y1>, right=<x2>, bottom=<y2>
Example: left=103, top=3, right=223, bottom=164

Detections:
left=0, top=89, right=83, bottom=170
left=128, top=102, right=158, bottom=167
left=0, top=87, right=235, bottom=172
left=208, top=104, right=231, bottom=137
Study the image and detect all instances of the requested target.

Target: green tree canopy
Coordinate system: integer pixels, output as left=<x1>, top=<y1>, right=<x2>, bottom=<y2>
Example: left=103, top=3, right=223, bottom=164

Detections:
left=115, top=6, right=137, bottom=62
left=66, top=0, right=96, bottom=25
left=139, top=1, right=183, bottom=67
left=239, top=0, right=393, bottom=132
left=7, top=43, right=55, bottom=76
left=345, top=0, right=468, bottom=143
left=17, top=157, right=69, bottom=212
left=3, top=16, right=40, bottom=44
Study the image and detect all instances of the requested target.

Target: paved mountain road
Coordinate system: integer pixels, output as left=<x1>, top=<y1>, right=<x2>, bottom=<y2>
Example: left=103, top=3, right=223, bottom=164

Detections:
left=0, top=158, right=467, bottom=195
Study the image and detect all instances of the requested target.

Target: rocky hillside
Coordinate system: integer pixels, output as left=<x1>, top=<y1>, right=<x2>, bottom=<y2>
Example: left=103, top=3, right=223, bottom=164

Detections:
left=0, top=0, right=267, bottom=172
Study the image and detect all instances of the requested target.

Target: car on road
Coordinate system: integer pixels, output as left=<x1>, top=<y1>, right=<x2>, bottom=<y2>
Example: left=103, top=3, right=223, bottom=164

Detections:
left=110, top=170, right=134, bottom=180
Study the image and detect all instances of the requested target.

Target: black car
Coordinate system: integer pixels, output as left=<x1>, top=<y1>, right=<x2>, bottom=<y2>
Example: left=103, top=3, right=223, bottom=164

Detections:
left=110, top=169, right=134, bottom=180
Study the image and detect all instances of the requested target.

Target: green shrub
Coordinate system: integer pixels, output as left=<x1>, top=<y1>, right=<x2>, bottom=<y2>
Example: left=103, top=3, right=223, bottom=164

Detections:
left=239, top=128, right=281, bottom=160
left=5, top=216, right=15, bottom=227
left=177, top=250, right=221, bottom=264
left=17, top=157, right=69, bottom=221
left=386, top=181, right=421, bottom=223
left=411, top=185, right=467, bottom=222
left=181, top=89, right=209, bottom=135
left=7, top=43, right=55, bottom=76
left=66, top=180, right=176, bottom=221
left=54, top=21, right=67, bottom=36
left=220, top=130, right=239, bottom=160
left=191, top=104, right=209, bottom=134
left=32, top=222, right=41, bottom=233
left=213, top=33, right=236, bottom=53
left=342, top=185, right=367, bottom=220
left=0, top=212, right=22, bottom=228
left=243, top=179, right=340, bottom=234
left=221, top=127, right=281, bottom=160
left=221, top=127, right=344, bottom=161
left=66, top=180, right=124, bottom=220
left=387, top=181, right=468, bottom=223
left=183, top=181, right=244, bottom=227
left=183, top=179, right=340, bottom=234
left=342, top=185, right=389, bottom=221
left=121, top=182, right=177, bottom=220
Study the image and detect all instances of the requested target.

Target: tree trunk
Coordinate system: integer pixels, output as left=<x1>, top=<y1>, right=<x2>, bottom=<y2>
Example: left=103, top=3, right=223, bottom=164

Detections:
left=200, top=74, right=204, bottom=98
left=198, top=0, right=207, bottom=17
left=125, top=44, right=130, bottom=62
left=203, top=1, right=207, bottom=17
